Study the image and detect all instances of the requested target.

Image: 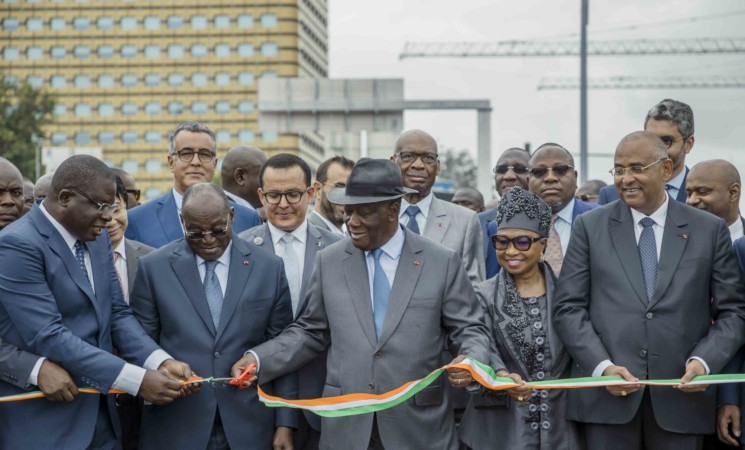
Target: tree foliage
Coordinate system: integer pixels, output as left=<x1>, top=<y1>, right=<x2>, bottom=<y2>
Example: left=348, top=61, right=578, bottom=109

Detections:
left=439, top=148, right=477, bottom=189
left=0, top=77, right=56, bottom=179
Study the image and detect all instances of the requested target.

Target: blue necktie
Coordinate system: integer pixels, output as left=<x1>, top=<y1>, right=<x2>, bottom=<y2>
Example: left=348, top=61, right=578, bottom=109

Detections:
left=280, top=233, right=301, bottom=316
left=405, top=205, right=421, bottom=234
left=371, top=248, right=390, bottom=339
left=74, top=240, right=91, bottom=286
left=638, top=217, right=657, bottom=302
left=203, top=260, right=223, bottom=329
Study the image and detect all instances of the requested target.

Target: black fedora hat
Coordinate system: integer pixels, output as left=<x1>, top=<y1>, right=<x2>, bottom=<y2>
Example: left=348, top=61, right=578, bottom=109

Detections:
left=328, top=158, right=417, bottom=205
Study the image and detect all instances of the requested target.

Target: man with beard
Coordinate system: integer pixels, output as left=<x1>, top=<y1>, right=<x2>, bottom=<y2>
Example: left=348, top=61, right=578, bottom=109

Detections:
left=308, top=155, right=354, bottom=235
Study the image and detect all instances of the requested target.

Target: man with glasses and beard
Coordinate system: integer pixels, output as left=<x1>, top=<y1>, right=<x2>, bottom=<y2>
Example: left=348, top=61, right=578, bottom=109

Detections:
left=308, top=155, right=355, bottom=236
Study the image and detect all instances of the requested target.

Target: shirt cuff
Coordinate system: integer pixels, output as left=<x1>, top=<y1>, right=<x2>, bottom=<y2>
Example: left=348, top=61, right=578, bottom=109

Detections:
left=593, top=359, right=614, bottom=378
left=687, top=356, right=710, bottom=375
left=112, top=363, right=147, bottom=396
left=143, top=349, right=173, bottom=371
left=247, top=350, right=260, bottom=373
left=27, top=357, right=46, bottom=386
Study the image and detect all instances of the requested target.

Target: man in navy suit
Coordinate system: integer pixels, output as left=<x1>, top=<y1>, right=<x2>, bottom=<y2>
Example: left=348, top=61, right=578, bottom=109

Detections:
left=598, top=99, right=695, bottom=205
left=0, top=155, right=196, bottom=449
left=126, top=121, right=260, bottom=248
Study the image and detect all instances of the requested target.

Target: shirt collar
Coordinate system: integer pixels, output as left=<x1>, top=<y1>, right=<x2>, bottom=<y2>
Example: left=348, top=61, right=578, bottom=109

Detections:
left=195, top=240, right=233, bottom=268
left=267, top=219, right=308, bottom=246
left=555, top=198, right=576, bottom=224
left=113, top=239, right=127, bottom=260
left=40, top=203, right=79, bottom=251
left=630, top=193, right=670, bottom=227
left=365, top=225, right=405, bottom=260
left=401, top=192, right=433, bottom=219
left=729, top=217, right=744, bottom=241
left=311, top=210, right=344, bottom=235
left=667, top=166, right=687, bottom=190
left=172, top=188, right=184, bottom=212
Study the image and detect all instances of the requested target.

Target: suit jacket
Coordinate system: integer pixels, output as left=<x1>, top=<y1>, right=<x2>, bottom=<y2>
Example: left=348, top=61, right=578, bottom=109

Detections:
left=130, top=237, right=297, bottom=450
left=125, top=190, right=261, bottom=248
left=478, top=208, right=499, bottom=279
left=423, top=196, right=485, bottom=284
left=0, top=205, right=161, bottom=449
left=552, top=199, right=745, bottom=434
left=124, top=239, right=154, bottom=294
left=597, top=168, right=688, bottom=205
left=307, top=210, right=337, bottom=234
left=252, top=228, right=490, bottom=450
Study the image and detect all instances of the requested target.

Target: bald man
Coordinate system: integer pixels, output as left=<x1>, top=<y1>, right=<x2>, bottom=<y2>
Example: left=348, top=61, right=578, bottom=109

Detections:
left=685, top=160, right=743, bottom=243
left=221, top=145, right=268, bottom=210
left=451, top=187, right=485, bottom=213
left=33, top=173, right=53, bottom=202
left=0, top=158, right=24, bottom=230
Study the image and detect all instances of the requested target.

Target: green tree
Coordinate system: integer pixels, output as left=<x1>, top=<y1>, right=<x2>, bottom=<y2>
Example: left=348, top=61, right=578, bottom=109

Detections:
left=0, top=77, right=56, bottom=179
left=440, top=148, right=477, bottom=189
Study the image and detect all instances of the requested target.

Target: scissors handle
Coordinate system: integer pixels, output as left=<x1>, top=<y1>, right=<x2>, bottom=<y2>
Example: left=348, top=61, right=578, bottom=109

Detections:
left=230, top=363, right=257, bottom=389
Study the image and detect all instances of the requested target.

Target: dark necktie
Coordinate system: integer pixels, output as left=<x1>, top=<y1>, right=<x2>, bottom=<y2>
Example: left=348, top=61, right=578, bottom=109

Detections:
left=638, top=217, right=657, bottom=302
left=371, top=248, right=390, bottom=339
left=203, top=260, right=223, bottom=329
left=404, top=205, right=421, bottom=235
left=74, top=240, right=91, bottom=286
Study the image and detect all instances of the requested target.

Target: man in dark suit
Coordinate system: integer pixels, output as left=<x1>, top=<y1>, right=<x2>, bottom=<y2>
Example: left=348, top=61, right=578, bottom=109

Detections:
left=239, top=153, right=342, bottom=449
left=526, top=143, right=597, bottom=276
left=131, top=182, right=296, bottom=450
left=126, top=121, right=260, bottom=248
left=232, top=158, right=490, bottom=449
left=479, top=147, right=530, bottom=278
left=308, top=155, right=355, bottom=236
left=598, top=99, right=695, bottom=205
left=0, top=155, right=195, bottom=449
left=220, top=145, right=268, bottom=211
left=553, top=132, right=745, bottom=450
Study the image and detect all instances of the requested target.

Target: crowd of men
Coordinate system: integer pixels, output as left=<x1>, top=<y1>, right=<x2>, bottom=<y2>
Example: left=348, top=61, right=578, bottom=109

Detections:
left=0, top=98, right=745, bottom=450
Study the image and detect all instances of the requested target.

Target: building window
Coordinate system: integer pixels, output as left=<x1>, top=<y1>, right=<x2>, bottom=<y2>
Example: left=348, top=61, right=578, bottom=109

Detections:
left=26, top=18, right=43, bottom=31
left=191, top=44, right=207, bottom=57
left=239, top=130, right=255, bottom=142
left=144, top=74, right=160, bottom=86
left=191, top=15, right=207, bottom=29
left=121, top=131, right=137, bottom=144
left=98, top=132, right=115, bottom=145
left=3, top=18, right=20, bottom=31
left=50, top=17, right=65, bottom=31
left=121, top=74, right=137, bottom=87
left=191, top=102, right=208, bottom=115
left=121, top=159, right=138, bottom=172
left=121, top=103, right=138, bottom=115
left=98, top=103, right=114, bottom=117
left=144, top=16, right=160, bottom=30
left=237, top=14, right=253, bottom=28
left=74, top=132, right=91, bottom=145
left=142, top=45, right=159, bottom=58
left=121, top=45, right=137, bottom=58
left=50, top=46, right=66, bottom=59
left=51, top=132, right=67, bottom=145
left=26, top=47, right=43, bottom=60
left=51, top=75, right=66, bottom=88
left=144, top=102, right=160, bottom=115
left=215, top=72, right=230, bottom=86
left=261, top=71, right=278, bottom=79
left=261, top=42, right=278, bottom=57
left=238, top=101, right=254, bottom=114
left=144, top=131, right=161, bottom=144
left=168, top=45, right=184, bottom=59
left=167, top=73, right=184, bottom=86
left=214, top=43, right=230, bottom=57
left=145, top=160, right=161, bottom=174
left=98, top=75, right=114, bottom=88
left=238, top=72, right=255, bottom=85
left=168, top=102, right=184, bottom=115
left=74, top=103, right=91, bottom=117
left=73, top=16, right=89, bottom=30
left=121, top=16, right=137, bottom=31
left=27, top=75, right=43, bottom=88
left=214, top=15, right=230, bottom=28
left=263, top=131, right=279, bottom=143
left=97, top=45, right=114, bottom=59
left=191, top=73, right=208, bottom=86
left=238, top=44, right=254, bottom=58
left=216, top=130, right=231, bottom=143
left=260, top=13, right=278, bottom=28
left=96, top=16, right=114, bottom=30
left=215, top=101, right=231, bottom=114
left=167, top=15, right=183, bottom=29
left=3, top=75, right=18, bottom=85
left=53, top=104, right=67, bottom=116
left=74, top=75, right=91, bottom=88
left=73, top=46, right=90, bottom=59
left=3, top=47, right=19, bottom=61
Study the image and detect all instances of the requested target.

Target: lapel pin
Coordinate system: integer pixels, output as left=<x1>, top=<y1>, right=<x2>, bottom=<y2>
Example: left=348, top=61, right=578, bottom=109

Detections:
left=437, top=222, right=443, bottom=228
left=413, top=259, right=421, bottom=266
left=253, top=237, right=264, bottom=246
left=243, top=260, right=250, bottom=265
left=679, top=233, right=689, bottom=239
left=316, top=241, right=323, bottom=247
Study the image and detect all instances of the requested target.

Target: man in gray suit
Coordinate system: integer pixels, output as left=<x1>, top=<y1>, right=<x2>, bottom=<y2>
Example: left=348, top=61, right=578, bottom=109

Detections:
left=308, top=155, right=354, bottom=236
left=391, top=129, right=485, bottom=284
left=239, top=153, right=341, bottom=450
left=553, top=131, right=745, bottom=450
left=232, top=158, right=490, bottom=450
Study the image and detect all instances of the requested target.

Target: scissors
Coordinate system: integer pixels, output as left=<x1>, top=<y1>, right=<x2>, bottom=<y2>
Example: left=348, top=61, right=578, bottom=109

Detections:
left=184, top=363, right=257, bottom=390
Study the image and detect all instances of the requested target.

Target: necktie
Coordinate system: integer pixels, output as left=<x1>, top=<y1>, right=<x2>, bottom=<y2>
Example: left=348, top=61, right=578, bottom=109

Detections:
left=665, top=184, right=673, bottom=191
left=638, top=217, right=657, bottom=302
left=74, top=240, right=91, bottom=286
left=280, top=233, right=301, bottom=316
left=112, top=251, right=126, bottom=302
left=544, top=215, right=563, bottom=275
left=371, top=248, right=391, bottom=339
left=404, top=205, right=421, bottom=234
left=203, top=260, right=223, bottom=329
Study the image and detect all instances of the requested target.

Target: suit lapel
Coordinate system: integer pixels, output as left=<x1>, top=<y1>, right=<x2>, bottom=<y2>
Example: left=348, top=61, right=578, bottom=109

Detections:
left=298, top=225, right=324, bottom=318
left=124, top=240, right=139, bottom=293
left=675, top=169, right=688, bottom=202
left=170, top=242, right=216, bottom=335
left=157, top=192, right=184, bottom=243
left=650, top=201, right=689, bottom=308
left=609, top=203, right=648, bottom=307
left=216, top=239, right=254, bottom=342
left=422, top=197, right=450, bottom=244
left=343, top=241, right=377, bottom=349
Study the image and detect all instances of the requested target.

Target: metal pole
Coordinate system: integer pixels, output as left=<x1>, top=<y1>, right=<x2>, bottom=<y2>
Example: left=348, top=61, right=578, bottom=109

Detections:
left=579, top=0, right=589, bottom=183
left=477, top=108, right=492, bottom=198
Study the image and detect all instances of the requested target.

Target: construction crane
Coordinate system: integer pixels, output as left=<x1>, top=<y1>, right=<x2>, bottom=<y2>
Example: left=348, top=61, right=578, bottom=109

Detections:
left=538, top=75, right=745, bottom=90
left=400, top=37, right=745, bottom=59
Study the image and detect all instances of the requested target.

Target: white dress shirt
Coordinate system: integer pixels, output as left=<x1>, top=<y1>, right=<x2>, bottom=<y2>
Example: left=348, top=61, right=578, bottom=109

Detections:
left=224, top=190, right=256, bottom=210
left=400, top=193, right=433, bottom=232
left=195, top=241, right=233, bottom=298
left=33, top=205, right=171, bottom=395
left=311, top=210, right=344, bottom=236
left=554, top=198, right=576, bottom=256
left=729, top=217, right=744, bottom=242
left=172, top=189, right=185, bottom=234
left=267, top=220, right=308, bottom=276
left=364, top=226, right=405, bottom=311
left=113, top=239, right=129, bottom=304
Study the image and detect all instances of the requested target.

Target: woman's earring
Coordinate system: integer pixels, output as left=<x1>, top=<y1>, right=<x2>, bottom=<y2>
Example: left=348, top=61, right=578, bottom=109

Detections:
left=539, top=253, right=545, bottom=263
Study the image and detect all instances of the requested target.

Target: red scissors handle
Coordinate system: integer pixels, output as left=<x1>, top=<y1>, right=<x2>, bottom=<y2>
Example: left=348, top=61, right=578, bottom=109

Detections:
left=230, top=363, right=257, bottom=389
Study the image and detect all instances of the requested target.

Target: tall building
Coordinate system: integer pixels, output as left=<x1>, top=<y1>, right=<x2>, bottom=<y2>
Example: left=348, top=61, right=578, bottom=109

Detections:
left=1, top=0, right=328, bottom=200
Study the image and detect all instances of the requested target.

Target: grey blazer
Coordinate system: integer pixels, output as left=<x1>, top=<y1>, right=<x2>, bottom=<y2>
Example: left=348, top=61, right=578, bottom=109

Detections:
left=124, top=238, right=154, bottom=294
left=252, top=228, right=490, bottom=450
left=238, top=221, right=342, bottom=431
left=307, top=211, right=335, bottom=234
left=422, top=197, right=485, bottom=284
left=552, top=199, right=745, bottom=435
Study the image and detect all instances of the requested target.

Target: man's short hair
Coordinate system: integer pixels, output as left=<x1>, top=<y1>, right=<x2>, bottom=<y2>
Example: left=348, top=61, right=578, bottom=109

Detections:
left=258, top=153, right=312, bottom=188
left=182, top=182, right=230, bottom=213
left=531, top=143, right=575, bottom=166
left=316, top=155, right=355, bottom=183
left=51, top=155, right=114, bottom=195
left=645, top=99, right=694, bottom=139
left=168, top=121, right=217, bottom=154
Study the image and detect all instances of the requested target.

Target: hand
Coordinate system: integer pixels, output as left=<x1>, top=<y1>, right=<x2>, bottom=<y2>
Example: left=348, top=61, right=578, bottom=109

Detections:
left=272, top=426, right=294, bottom=450
left=675, top=359, right=709, bottom=393
left=37, top=360, right=79, bottom=402
left=447, top=355, right=472, bottom=389
left=717, top=404, right=742, bottom=446
left=602, top=365, right=642, bottom=397
left=138, top=369, right=183, bottom=405
left=158, top=359, right=200, bottom=398
left=497, top=370, right=532, bottom=402
left=231, top=353, right=258, bottom=387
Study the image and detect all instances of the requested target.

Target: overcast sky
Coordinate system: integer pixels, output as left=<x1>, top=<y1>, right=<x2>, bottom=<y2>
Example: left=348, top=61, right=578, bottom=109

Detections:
left=328, top=0, right=745, bottom=196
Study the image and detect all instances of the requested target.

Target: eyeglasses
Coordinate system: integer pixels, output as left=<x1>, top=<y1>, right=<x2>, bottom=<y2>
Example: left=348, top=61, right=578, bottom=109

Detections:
left=528, top=165, right=574, bottom=179
left=183, top=215, right=230, bottom=240
left=492, top=235, right=543, bottom=251
left=126, top=189, right=141, bottom=201
left=66, top=187, right=121, bottom=214
left=262, top=189, right=308, bottom=205
left=609, top=158, right=666, bottom=178
left=172, top=149, right=216, bottom=163
left=396, top=151, right=438, bottom=165
left=659, top=136, right=683, bottom=149
left=493, top=164, right=529, bottom=175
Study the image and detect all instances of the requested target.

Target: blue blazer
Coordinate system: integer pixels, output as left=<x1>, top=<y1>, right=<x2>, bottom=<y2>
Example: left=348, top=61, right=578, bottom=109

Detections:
left=130, top=237, right=297, bottom=450
left=485, top=199, right=597, bottom=277
left=126, top=190, right=261, bottom=248
left=478, top=208, right=499, bottom=279
left=598, top=168, right=688, bottom=205
left=0, top=205, right=161, bottom=449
